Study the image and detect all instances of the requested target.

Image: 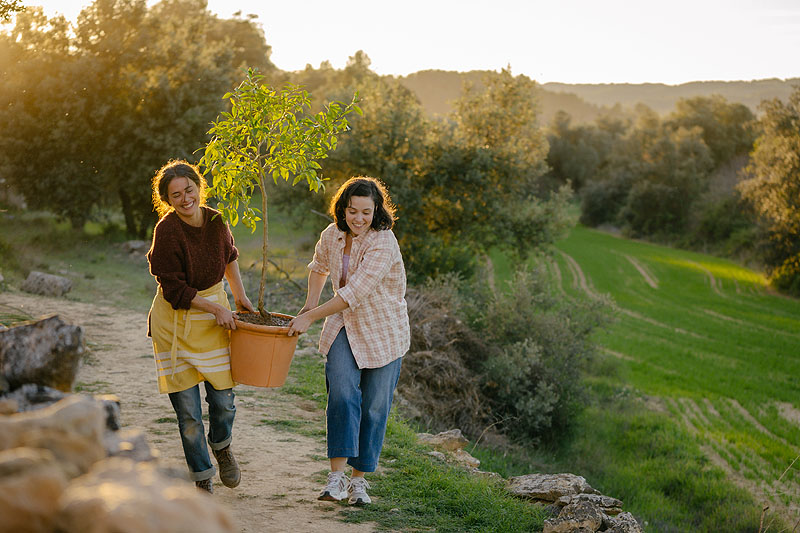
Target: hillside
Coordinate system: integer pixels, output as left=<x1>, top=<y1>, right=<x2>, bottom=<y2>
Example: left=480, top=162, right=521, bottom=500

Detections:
left=395, top=69, right=799, bottom=123
left=545, top=225, right=800, bottom=528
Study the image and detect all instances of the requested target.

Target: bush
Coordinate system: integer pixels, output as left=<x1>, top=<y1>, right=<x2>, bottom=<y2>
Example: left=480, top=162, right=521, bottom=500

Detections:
left=398, top=266, right=611, bottom=444
left=579, top=173, right=633, bottom=227
left=464, top=265, right=612, bottom=442
left=770, top=254, right=800, bottom=296
left=620, top=180, right=687, bottom=237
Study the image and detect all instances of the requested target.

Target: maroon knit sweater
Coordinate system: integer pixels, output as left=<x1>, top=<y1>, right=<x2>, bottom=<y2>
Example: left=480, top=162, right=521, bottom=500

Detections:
left=147, top=206, right=239, bottom=310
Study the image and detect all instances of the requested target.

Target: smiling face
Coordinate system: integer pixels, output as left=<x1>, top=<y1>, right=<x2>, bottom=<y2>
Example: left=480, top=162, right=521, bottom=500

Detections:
left=345, top=195, right=375, bottom=236
left=166, top=176, right=200, bottom=223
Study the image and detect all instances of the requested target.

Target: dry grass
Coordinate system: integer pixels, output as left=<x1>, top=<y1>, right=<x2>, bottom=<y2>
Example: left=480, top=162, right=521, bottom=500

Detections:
left=396, top=285, right=496, bottom=439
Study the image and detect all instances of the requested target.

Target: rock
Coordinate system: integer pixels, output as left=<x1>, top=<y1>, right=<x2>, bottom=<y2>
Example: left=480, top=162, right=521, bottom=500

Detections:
left=0, top=383, right=66, bottom=412
left=507, top=473, right=599, bottom=502
left=557, top=493, right=624, bottom=515
left=543, top=500, right=605, bottom=533
left=58, top=457, right=236, bottom=533
left=105, top=429, right=159, bottom=463
left=467, top=467, right=503, bottom=480
left=122, top=240, right=150, bottom=254
left=606, top=512, right=644, bottom=533
left=0, top=447, right=69, bottom=533
left=0, top=315, right=84, bottom=392
left=417, top=428, right=469, bottom=451
left=427, top=450, right=446, bottom=461
left=449, top=448, right=480, bottom=469
left=95, top=393, right=122, bottom=431
left=0, top=397, right=17, bottom=414
left=20, top=271, right=73, bottom=297
left=0, top=395, right=107, bottom=478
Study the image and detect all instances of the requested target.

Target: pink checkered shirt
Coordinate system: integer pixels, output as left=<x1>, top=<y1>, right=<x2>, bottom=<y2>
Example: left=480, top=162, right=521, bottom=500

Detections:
left=308, top=223, right=410, bottom=369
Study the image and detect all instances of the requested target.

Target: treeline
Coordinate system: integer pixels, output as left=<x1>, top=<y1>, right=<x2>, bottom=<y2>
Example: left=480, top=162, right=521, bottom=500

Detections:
left=547, top=93, right=800, bottom=295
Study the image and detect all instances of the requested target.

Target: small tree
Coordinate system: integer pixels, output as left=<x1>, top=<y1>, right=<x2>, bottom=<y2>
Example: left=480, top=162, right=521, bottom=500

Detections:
left=200, top=68, right=360, bottom=317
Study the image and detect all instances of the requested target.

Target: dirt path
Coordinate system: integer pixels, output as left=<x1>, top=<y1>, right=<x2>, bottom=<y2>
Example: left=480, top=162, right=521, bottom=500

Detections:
left=1, top=291, right=376, bottom=533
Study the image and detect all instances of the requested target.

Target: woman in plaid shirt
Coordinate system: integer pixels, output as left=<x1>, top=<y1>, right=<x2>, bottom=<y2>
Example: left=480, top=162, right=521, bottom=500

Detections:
left=288, top=176, right=410, bottom=505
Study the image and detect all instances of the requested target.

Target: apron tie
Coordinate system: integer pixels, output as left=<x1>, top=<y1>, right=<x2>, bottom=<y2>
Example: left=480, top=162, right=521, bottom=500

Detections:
left=169, top=309, right=192, bottom=375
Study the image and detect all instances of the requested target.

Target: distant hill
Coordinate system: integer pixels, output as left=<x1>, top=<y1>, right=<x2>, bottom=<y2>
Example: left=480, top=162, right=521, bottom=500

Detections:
left=394, top=70, right=799, bottom=124
left=542, top=79, right=800, bottom=114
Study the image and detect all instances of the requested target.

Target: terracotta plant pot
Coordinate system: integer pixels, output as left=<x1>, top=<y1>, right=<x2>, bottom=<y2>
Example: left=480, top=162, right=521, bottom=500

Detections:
left=229, top=312, right=298, bottom=387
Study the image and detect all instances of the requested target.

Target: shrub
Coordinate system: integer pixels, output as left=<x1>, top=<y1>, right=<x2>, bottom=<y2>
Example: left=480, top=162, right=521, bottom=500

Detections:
left=579, top=173, right=633, bottom=227
left=464, top=265, right=612, bottom=442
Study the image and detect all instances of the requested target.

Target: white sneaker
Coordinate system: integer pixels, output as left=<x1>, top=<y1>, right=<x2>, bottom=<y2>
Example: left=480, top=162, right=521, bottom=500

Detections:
left=318, top=471, right=349, bottom=501
left=348, top=476, right=371, bottom=505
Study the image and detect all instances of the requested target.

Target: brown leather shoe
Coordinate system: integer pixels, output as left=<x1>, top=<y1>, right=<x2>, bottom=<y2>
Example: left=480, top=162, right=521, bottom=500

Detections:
left=196, top=478, right=214, bottom=494
left=213, top=445, right=241, bottom=488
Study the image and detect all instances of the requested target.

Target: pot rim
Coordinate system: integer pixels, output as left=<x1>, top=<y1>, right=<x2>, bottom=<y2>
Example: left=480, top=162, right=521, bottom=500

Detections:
left=233, top=311, right=295, bottom=334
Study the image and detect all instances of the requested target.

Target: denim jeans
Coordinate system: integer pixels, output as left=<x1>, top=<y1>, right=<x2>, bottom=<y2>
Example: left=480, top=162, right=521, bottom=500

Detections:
left=168, top=381, right=236, bottom=481
left=325, top=328, right=403, bottom=472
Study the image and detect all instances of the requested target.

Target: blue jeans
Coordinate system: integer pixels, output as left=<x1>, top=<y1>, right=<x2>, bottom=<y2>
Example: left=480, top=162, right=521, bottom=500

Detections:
left=325, top=328, right=403, bottom=472
left=168, top=382, right=236, bottom=481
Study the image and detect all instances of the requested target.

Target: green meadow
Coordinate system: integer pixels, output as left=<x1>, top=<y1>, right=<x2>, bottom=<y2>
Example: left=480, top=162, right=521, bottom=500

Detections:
left=490, top=225, right=800, bottom=530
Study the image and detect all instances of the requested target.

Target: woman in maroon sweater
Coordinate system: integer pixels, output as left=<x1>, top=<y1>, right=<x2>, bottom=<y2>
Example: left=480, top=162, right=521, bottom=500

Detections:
left=147, top=159, right=254, bottom=494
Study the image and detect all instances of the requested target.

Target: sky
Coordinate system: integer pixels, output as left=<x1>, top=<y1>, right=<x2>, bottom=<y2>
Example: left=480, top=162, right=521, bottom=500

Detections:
left=25, top=0, right=800, bottom=85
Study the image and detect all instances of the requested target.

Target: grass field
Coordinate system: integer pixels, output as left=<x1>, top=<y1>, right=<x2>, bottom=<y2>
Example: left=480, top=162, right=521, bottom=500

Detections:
left=490, top=225, right=800, bottom=531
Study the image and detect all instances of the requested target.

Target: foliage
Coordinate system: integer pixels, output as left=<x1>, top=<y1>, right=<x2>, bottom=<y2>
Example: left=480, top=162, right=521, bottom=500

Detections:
left=277, top=64, right=575, bottom=282
left=545, top=111, right=624, bottom=192
left=558, top=95, right=756, bottom=245
left=0, top=0, right=22, bottom=21
left=667, top=95, right=756, bottom=166
left=0, top=0, right=271, bottom=236
left=463, top=265, right=610, bottom=442
left=738, top=86, right=800, bottom=295
left=199, top=68, right=359, bottom=312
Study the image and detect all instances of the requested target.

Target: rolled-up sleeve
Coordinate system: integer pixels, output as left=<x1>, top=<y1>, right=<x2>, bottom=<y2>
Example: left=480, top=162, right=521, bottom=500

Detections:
left=337, top=233, right=396, bottom=310
left=226, top=227, right=240, bottom=264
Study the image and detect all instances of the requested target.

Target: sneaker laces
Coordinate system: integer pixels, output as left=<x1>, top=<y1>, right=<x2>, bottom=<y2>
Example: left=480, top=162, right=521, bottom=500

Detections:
left=349, top=477, right=370, bottom=493
left=325, top=471, right=348, bottom=491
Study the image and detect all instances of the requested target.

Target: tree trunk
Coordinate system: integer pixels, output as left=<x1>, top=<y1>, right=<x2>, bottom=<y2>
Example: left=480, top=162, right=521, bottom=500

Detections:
left=258, top=180, right=269, bottom=316
left=118, top=188, right=137, bottom=236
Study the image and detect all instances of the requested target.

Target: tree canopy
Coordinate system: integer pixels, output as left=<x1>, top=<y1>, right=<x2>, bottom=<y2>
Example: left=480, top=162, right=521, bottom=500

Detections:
left=0, top=0, right=273, bottom=236
left=738, top=87, right=800, bottom=294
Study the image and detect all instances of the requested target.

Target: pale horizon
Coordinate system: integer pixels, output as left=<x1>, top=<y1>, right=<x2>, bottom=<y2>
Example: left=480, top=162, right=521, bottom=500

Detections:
left=18, top=0, right=800, bottom=85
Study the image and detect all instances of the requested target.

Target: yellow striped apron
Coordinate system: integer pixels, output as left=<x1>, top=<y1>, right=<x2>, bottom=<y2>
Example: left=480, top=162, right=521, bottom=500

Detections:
left=149, top=281, right=235, bottom=394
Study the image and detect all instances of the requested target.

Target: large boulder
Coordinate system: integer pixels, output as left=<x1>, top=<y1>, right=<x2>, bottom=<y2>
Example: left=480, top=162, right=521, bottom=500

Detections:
left=20, top=271, right=73, bottom=297
left=58, top=457, right=236, bottom=533
left=0, top=315, right=84, bottom=391
left=0, top=447, right=69, bottom=533
left=0, top=395, right=107, bottom=478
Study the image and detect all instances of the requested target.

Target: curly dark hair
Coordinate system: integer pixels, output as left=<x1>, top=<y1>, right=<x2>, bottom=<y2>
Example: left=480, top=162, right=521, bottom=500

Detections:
left=329, top=176, right=396, bottom=233
left=151, top=160, right=207, bottom=219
